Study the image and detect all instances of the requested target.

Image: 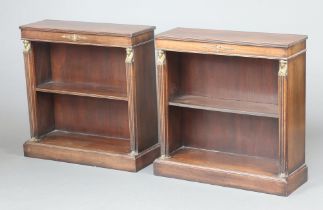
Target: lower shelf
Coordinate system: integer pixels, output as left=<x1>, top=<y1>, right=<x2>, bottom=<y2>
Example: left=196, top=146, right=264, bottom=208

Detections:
left=38, top=130, right=131, bottom=154
left=24, top=130, right=160, bottom=172
left=167, top=147, right=280, bottom=176
left=154, top=147, right=308, bottom=196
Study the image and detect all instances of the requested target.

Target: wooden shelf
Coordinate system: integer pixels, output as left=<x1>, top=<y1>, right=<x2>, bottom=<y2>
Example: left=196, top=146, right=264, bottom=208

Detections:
left=38, top=130, right=131, bottom=154
left=155, top=27, right=307, bottom=195
left=24, top=130, right=161, bottom=172
left=167, top=147, right=279, bottom=176
left=36, top=81, right=128, bottom=101
left=22, top=20, right=159, bottom=172
left=154, top=147, right=307, bottom=195
left=169, top=95, right=278, bottom=118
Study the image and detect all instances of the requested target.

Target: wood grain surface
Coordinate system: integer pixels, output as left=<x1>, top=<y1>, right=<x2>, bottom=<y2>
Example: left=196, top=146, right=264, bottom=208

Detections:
left=22, top=20, right=158, bottom=171
left=154, top=28, right=307, bottom=195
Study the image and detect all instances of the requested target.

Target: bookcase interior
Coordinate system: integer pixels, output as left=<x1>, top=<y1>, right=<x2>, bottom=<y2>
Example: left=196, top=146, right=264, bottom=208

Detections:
left=32, top=42, right=130, bottom=154
left=166, top=51, right=280, bottom=175
left=154, top=27, right=307, bottom=195
left=33, top=42, right=128, bottom=100
left=167, top=51, right=279, bottom=117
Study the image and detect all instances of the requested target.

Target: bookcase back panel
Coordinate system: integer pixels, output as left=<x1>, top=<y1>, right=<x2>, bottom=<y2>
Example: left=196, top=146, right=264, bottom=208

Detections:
left=54, top=95, right=130, bottom=139
left=33, top=42, right=127, bottom=93
left=47, top=43, right=127, bottom=92
left=168, top=52, right=279, bottom=104
left=178, top=108, right=279, bottom=159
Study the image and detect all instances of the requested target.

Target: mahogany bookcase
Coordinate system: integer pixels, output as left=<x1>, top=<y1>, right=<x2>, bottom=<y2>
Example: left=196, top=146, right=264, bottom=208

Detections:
left=153, top=27, right=307, bottom=195
left=20, top=20, right=160, bottom=172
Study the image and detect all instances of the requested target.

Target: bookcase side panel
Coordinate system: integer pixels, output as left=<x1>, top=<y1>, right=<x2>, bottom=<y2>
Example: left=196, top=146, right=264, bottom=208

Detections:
left=156, top=50, right=169, bottom=156
left=33, top=42, right=52, bottom=85
left=286, top=53, right=306, bottom=173
left=133, top=41, right=159, bottom=152
left=23, top=41, right=53, bottom=138
left=125, top=47, right=137, bottom=153
left=36, top=93, right=55, bottom=136
left=23, top=41, right=38, bottom=137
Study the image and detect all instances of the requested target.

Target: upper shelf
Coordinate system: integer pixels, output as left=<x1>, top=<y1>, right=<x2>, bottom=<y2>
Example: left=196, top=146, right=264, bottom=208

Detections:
left=36, top=81, right=128, bottom=101
left=169, top=95, right=278, bottom=118
left=20, top=19, right=155, bottom=47
left=156, top=28, right=307, bottom=59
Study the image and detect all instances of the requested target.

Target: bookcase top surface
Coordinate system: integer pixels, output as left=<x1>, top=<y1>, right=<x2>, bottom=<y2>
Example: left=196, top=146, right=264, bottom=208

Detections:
left=157, top=27, right=307, bottom=48
left=20, top=19, right=155, bottom=37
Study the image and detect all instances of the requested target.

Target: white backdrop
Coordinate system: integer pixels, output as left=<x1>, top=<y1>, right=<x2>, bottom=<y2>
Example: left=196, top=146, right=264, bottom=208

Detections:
left=0, top=1, right=322, bottom=209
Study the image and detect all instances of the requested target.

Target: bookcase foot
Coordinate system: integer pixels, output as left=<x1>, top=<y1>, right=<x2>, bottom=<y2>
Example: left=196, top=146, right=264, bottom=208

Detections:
left=24, top=138, right=160, bottom=172
left=154, top=157, right=307, bottom=196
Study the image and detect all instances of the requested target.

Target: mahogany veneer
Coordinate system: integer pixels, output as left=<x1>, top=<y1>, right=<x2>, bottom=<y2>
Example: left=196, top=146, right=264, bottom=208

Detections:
left=154, top=27, right=307, bottom=195
left=21, top=20, right=159, bottom=172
